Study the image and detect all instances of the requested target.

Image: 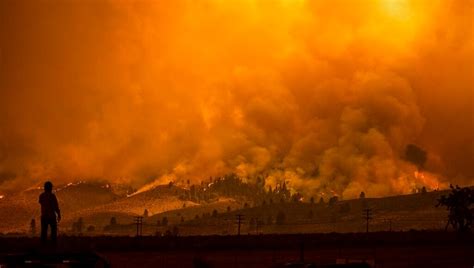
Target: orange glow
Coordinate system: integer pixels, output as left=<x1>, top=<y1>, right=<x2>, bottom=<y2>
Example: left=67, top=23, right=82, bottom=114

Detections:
left=0, top=0, right=472, bottom=198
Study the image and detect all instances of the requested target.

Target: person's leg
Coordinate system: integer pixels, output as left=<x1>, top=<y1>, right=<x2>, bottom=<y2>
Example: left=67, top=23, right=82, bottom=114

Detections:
left=50, top=219, right=57, bottom=243
left=40, top=218, right=48, bottom=243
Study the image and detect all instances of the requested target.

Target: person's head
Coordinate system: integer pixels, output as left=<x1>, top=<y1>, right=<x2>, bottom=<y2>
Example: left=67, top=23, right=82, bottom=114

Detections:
left=44, top=181, right=53, bottom=192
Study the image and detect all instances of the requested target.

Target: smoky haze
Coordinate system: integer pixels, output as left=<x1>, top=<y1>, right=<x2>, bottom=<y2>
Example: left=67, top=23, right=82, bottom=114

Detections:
left=0, top=0, right=472, bottom=198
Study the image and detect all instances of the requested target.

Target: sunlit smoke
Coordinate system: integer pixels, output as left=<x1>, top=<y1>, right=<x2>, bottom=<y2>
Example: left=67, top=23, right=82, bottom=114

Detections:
left=0, top=0, right=472, bottom=198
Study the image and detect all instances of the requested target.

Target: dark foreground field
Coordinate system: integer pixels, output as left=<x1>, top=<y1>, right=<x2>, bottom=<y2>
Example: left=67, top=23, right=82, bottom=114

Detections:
left=0, top=232, right=473, bottom=268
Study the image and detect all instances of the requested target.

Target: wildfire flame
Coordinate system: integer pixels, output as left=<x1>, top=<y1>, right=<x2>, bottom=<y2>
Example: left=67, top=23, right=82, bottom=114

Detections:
left=413, top=171, right=445, bottom=191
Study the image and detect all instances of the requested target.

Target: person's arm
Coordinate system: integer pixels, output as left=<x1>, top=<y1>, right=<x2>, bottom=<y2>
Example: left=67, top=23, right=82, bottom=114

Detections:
left=53, top=195, right=61, bottom=222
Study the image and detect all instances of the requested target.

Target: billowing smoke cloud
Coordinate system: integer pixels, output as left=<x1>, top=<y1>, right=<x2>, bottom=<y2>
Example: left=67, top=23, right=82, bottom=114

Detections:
left=0, top=0, right=472, bottom=198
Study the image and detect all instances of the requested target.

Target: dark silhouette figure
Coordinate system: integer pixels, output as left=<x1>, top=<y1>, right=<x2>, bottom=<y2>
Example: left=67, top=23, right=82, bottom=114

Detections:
left=39, top=181, right=61, bottom=243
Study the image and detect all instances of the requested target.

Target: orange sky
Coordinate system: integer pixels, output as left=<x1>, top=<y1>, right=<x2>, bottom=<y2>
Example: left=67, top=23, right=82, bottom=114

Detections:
left=0, top=0, right=472, bottom=198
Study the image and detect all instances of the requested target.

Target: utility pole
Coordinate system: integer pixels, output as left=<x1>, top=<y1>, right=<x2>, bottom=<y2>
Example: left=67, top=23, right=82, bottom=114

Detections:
left=134, top=216, right=143, bottom=237
left=235, top=214, right=244, bottom=236
left=363, top=208, right=373, bottom=233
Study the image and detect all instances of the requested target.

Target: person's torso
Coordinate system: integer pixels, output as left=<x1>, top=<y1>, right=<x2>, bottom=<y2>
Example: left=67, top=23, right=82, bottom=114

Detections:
left=39, top=192, right=57, bottom=218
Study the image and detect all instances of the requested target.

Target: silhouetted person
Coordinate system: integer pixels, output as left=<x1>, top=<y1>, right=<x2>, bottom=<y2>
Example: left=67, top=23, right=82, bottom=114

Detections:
left=39, top=181, right=61, bottom=243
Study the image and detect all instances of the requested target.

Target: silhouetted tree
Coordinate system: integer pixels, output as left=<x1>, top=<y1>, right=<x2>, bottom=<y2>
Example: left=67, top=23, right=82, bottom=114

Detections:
left=181, top=216, right=185, bottom=223
left=360, top=192, right=366, bottom=199
left=319, top=197, right=325, bottom=204
left=227, top=206, right=231, bottom=212
left=421, top=186, right=427, bottom=194
left=110, top=217, right=117, bottom=226
left=276, top=211, right=286, bottom=225
left=212, top=209, right=218, bottom=217
left=328, top=196, right=338, bottom=206
left=143, top=209, right=149, bottom=217
left=162, top=217, right=169, bottom=226
left=437, top=185, right=474, bottom=232
left=244, top=203, right=249, bottom=209
left=310, top=197, right=315, bottom=204
left=77, top=218, right=84, bottom=233
left=292, top=192, right=303, bottom=203
left=72, top=218, right=84, bottom=234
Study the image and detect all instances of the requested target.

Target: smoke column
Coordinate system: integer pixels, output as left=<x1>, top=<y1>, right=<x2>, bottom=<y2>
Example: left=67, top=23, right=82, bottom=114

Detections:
left=0, top=0, right=472, bottom=198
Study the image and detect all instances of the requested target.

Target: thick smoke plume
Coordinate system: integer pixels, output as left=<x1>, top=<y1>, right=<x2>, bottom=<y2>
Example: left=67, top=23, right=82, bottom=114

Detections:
left=0, top=0, right=472, bottom=198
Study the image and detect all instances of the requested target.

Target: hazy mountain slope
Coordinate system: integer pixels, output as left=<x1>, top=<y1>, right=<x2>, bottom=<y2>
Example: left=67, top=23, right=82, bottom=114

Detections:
left=171, top=190, right=451, bottom=235
left=0, top=183, right=463, bottom=236
left=0, top=182, right=119, bottom=233
left=149, top=197, right=241, bottom=225
left=59, top=184, right=201, bottom=232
